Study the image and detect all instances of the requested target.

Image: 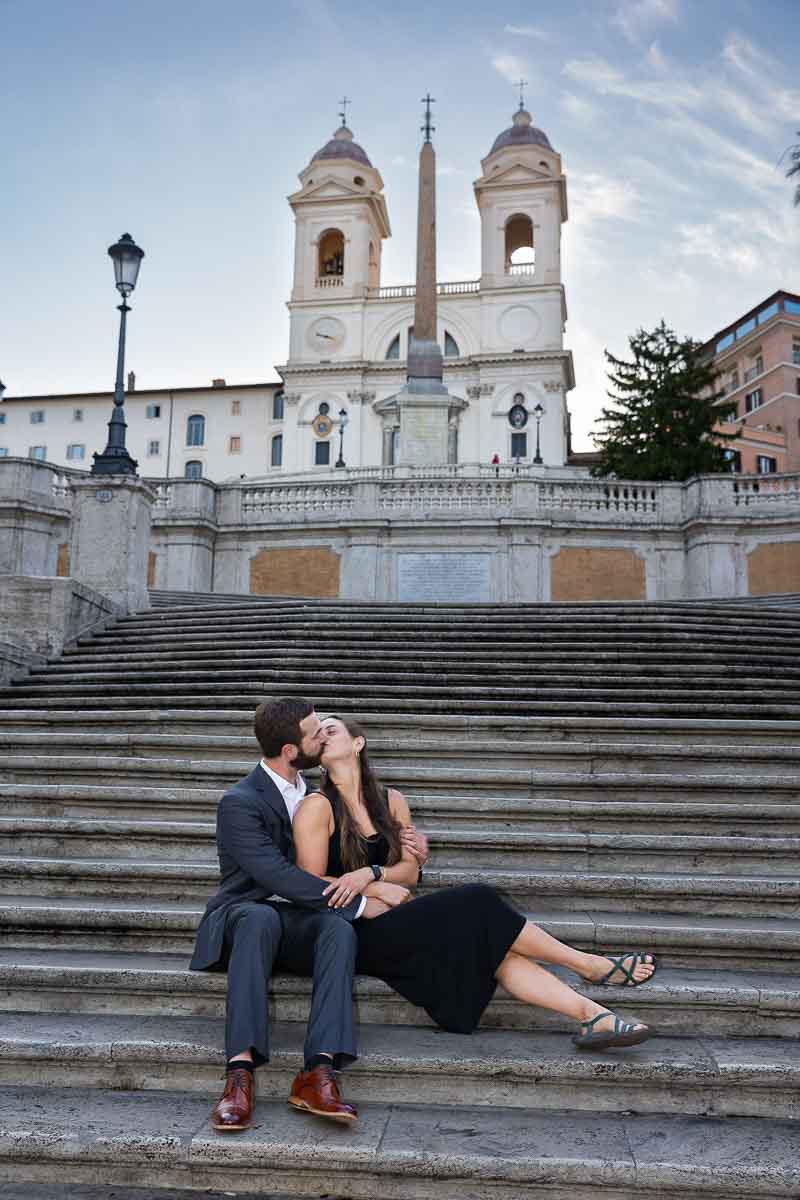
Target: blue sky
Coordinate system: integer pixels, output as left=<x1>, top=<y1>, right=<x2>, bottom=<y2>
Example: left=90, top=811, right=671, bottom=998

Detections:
left=2, top=0, right=798, bottom=448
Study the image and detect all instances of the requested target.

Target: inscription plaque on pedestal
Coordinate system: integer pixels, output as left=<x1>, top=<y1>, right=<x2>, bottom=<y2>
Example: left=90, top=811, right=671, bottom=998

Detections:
left=399, top=405, right=449, bottom=467
left=397, top=552, right=492, bottom=603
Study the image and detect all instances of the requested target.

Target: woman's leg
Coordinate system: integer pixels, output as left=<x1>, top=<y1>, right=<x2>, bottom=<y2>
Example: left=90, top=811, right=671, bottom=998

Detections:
left=495, top=951, right=643, bottom=1036
left=509, top=921, right=655, bottom=985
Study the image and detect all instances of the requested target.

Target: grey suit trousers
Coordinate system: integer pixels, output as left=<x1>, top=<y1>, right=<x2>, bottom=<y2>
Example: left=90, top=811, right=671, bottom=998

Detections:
left=222, top=900, right=358, bottom=1068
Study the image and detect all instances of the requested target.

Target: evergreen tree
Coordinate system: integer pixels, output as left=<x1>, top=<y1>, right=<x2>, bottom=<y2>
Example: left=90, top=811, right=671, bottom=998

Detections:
left=592, top=320, right=740, bottom=482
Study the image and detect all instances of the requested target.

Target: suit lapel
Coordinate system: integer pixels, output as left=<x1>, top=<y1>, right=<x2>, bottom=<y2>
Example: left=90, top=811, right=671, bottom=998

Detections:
left=252, top=764, right=291, bottom=823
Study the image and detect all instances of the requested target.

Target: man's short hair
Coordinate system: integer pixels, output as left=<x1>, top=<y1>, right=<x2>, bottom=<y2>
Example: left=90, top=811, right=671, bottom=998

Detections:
left=254, top=696, right=314, bottom=759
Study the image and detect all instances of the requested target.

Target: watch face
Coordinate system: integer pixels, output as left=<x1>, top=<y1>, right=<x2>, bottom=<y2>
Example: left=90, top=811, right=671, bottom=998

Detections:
left=509, top=403, right=528, bottom=429
left=308, top=317, right=345, bottom=352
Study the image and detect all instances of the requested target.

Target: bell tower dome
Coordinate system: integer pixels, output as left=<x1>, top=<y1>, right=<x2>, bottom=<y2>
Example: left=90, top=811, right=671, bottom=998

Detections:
left=288, top=123, right=390, bottom=306
left=474, top=107, right=567, bottom=290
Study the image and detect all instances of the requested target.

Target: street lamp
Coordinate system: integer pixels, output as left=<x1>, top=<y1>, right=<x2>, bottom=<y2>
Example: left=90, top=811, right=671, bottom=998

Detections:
left=335, top=407, right=349, bottom=468
left=533, top=402, right=544, bottom=465
left=91, top=233, right=145, bottom=476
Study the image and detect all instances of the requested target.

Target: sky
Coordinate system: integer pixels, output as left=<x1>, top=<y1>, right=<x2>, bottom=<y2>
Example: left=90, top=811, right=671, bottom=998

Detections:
left=2, top=0, right=799, bottom=450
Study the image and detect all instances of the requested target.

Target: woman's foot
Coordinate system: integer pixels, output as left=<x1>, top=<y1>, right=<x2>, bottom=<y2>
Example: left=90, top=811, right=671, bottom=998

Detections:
left=573, top=1007, right=650, bottom=1051
left=579, top=951, right=656, bottom=988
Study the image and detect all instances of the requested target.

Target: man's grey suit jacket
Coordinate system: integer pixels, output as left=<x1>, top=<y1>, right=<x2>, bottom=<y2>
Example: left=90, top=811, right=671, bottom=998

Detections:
left=189, top=764, right=360, bottom=972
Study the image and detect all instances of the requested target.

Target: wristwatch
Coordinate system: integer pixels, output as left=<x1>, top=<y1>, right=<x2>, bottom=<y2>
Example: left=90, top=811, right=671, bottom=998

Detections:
left=371, top=865, right=382, bottom=882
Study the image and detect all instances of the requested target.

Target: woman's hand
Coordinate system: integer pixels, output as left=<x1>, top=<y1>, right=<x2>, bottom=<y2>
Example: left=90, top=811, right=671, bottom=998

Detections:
left=323, top=866, right=375, bottom=909
left=370, top=882, right=411, bottom=908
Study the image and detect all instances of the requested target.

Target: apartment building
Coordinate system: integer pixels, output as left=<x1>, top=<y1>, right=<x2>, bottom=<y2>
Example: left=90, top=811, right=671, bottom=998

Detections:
left=705, top=290, right=800, bottom=473
left=0, top=378, right=284, bottom=481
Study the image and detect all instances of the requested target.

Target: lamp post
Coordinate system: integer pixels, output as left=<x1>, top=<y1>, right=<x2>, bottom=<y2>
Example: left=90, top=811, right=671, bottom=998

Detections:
left=335, top=407, right=349, bottom=468
left=91, top=233, right=145, bottom=476
left=533, top=402, right=544, bottom=465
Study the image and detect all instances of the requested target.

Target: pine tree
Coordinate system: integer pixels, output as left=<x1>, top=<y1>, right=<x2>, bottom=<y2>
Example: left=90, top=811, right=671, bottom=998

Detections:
left=592, top=320, right=740, bottom=482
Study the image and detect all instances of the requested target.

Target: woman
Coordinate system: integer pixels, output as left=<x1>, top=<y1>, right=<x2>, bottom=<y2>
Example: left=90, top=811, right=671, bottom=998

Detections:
left=293, top=716, right=656, bottom=1050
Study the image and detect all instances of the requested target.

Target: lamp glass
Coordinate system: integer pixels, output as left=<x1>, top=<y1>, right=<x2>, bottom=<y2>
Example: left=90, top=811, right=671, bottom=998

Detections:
left=534, top=403, right=544, bottom=417
left=339, top=408, right=349, bottom=428
left=108, top=233, right=144, bottom=296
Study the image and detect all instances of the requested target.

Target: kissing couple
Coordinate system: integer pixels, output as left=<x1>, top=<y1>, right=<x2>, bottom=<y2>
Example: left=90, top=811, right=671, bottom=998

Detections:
left=190, top=696, right=656, bottom=1131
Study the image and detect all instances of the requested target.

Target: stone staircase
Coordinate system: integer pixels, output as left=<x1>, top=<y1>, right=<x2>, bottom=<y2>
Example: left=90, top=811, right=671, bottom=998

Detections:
left=0, top=594, right=799, bottom=1197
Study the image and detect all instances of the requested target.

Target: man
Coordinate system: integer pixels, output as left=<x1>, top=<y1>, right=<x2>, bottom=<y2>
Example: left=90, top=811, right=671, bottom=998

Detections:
left=190, top=696, right=427, bottom=1132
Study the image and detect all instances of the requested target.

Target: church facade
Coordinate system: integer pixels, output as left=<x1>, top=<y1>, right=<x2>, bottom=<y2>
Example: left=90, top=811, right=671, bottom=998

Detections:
left=279, top=107, right=575, bottom=474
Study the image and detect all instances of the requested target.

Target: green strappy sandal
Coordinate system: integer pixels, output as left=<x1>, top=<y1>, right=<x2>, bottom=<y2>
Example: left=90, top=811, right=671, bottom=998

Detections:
left=593, top=952, right=657, bottom=988
left=573, top=1011, right=651, bottom=1051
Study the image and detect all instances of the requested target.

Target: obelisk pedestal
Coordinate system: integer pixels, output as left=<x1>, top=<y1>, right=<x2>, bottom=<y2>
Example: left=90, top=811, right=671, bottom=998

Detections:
left=69, top=475, right=155, bottom=613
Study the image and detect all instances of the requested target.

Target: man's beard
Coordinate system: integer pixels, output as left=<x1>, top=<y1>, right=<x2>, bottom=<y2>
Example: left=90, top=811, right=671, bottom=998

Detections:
left=293, top=748, right=322, bottom=771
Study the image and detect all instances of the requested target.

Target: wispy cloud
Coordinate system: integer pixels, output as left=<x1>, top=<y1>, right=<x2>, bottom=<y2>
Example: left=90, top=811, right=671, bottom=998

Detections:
left=503, top=23, right=551, bottom=40
left=560, top=92, right=596, bottom=123
left=491, top=53, right=529, bottom=83
left=612, top=0, right=679, bottom=44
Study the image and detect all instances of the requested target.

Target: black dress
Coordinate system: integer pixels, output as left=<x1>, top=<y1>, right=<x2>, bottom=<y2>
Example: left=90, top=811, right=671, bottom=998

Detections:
left=328, top=822, right=526, bottom=1034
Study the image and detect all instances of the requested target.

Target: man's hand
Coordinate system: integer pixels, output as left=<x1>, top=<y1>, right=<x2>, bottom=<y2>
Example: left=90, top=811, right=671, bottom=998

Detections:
left=361, top=897, right=391, bottom=919
left=323, top=866, right=374, bottom=909
left=369, top=882, right=411, bottom=909
left=400, top=825, right=429, bottom=866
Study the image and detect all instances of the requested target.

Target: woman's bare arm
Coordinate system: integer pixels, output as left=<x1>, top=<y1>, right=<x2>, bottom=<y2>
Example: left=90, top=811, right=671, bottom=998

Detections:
left=292, top=792, right=335, bottom=876
left=381, top=789, right=421, bottom=887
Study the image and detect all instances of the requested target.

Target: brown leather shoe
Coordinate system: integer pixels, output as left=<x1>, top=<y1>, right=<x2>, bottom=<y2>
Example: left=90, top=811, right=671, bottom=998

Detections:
left=287, top=1064, right=357, bottom=1123
left=209, top=1065, right=255, bottom=1131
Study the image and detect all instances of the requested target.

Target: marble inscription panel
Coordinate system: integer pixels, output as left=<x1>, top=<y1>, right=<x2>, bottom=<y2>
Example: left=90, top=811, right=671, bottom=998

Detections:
left=397, top=552, right=492, bottom=602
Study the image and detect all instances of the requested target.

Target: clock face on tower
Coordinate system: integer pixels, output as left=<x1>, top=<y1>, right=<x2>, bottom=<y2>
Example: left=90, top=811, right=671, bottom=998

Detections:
left=308, top=317, right=346, bottom=354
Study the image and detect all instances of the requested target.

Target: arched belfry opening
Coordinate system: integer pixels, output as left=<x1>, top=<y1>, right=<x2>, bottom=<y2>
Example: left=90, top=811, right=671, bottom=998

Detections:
left=318, top=229, right=344, bottom=281
left=505, top=213, right=535, bottom=274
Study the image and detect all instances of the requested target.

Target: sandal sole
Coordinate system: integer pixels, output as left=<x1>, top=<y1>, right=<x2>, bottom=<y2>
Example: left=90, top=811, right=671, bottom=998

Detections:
left=573, top=1026, right=651, bottom=1051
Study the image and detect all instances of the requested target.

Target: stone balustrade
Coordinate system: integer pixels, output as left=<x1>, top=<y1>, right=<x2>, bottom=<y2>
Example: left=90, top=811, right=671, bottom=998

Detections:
left=3, top=458, right=800, bottom=601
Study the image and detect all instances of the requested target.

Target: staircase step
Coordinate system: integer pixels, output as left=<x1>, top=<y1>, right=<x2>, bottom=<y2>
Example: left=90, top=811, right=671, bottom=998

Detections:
left=2, top=783, right=797, bottom=833
left=2, top=817, right=799, bottom=874
left=2, top=754, right=797, bottom=804
left=0, top=1011, right=797, bottom=1120
left=4, top=730, right=800, bottom=778
left=2, top=895, right=799, bottom=969
left=0, top=1086, right=797, bottom=1199
left=0, top=708, right=797, bottom=745
left=1, top=948, right=797, bottom=1037
left=2, top=853, right=799, bottom=918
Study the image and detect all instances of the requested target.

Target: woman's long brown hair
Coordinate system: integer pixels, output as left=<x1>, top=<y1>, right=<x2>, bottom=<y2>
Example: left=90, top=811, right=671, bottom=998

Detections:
left=321, top=717, right=403, bottom=872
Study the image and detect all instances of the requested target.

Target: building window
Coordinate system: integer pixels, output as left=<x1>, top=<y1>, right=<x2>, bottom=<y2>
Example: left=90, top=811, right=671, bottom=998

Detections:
left=29, top=446, right=46, bottom=460
left=0, top=413, right=6, bottom=424
left=186, top=414, right=205, bottom=446
left=444, top=331, right=460, bottom=358
left=272, top=391, right=284, bottom=420
left=736, top=317, right=756, bottom=339
left=385, top=334, right=401, bottom=360
left=231, top=399, right=241, bottom=416
left=718, top=406, right=737, bottom=424
left=185, top=460, right=203, bottom=480
left=727, top=369, right=739, bottom=391
left=73, top=408, right=83, bottom=422
left=793, top=339, right=800, bottom=366
left=505, top=213, right=535, bottom=273
left=228, top=435, right=241, bottom=453
left=510, top=432, right=528, bottom=459
left=785, top=300, right=800, bottom=316
left=147, top=440, right=160, bottom=456
left=716, top=333, right=734, bottom=353
left=723, top=449, right=742, bottom=472
left=30, top=410, right=45, bottom=424
left=146, top=403, right=161, bottom=419
left=314, top=440, right=331, bottom=466
left=66, top=444, right=85, bottom=461
left=745, top=389, right=762, bottom=413
left=271, top=434, right=283, bottom=467
left=318, top=228, right=344, bottom=278
left=0, top=448, right=8, bottom=457
left=757, top=455, right=777, bottom=474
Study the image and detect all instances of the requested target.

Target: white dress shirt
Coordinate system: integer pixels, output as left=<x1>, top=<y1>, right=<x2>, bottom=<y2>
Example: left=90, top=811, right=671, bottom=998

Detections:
left=260, top=761, right=365, bottom=918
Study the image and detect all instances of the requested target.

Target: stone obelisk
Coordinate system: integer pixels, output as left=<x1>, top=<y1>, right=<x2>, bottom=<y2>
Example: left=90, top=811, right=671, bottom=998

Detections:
left=397, top=94, right=453, bottom=465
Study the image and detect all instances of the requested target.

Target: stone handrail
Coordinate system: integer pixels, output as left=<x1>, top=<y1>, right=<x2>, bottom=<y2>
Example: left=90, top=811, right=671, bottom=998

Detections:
left=4, top=459, right=800, bottom=529
left=369, top=280, right=480, bottom=300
